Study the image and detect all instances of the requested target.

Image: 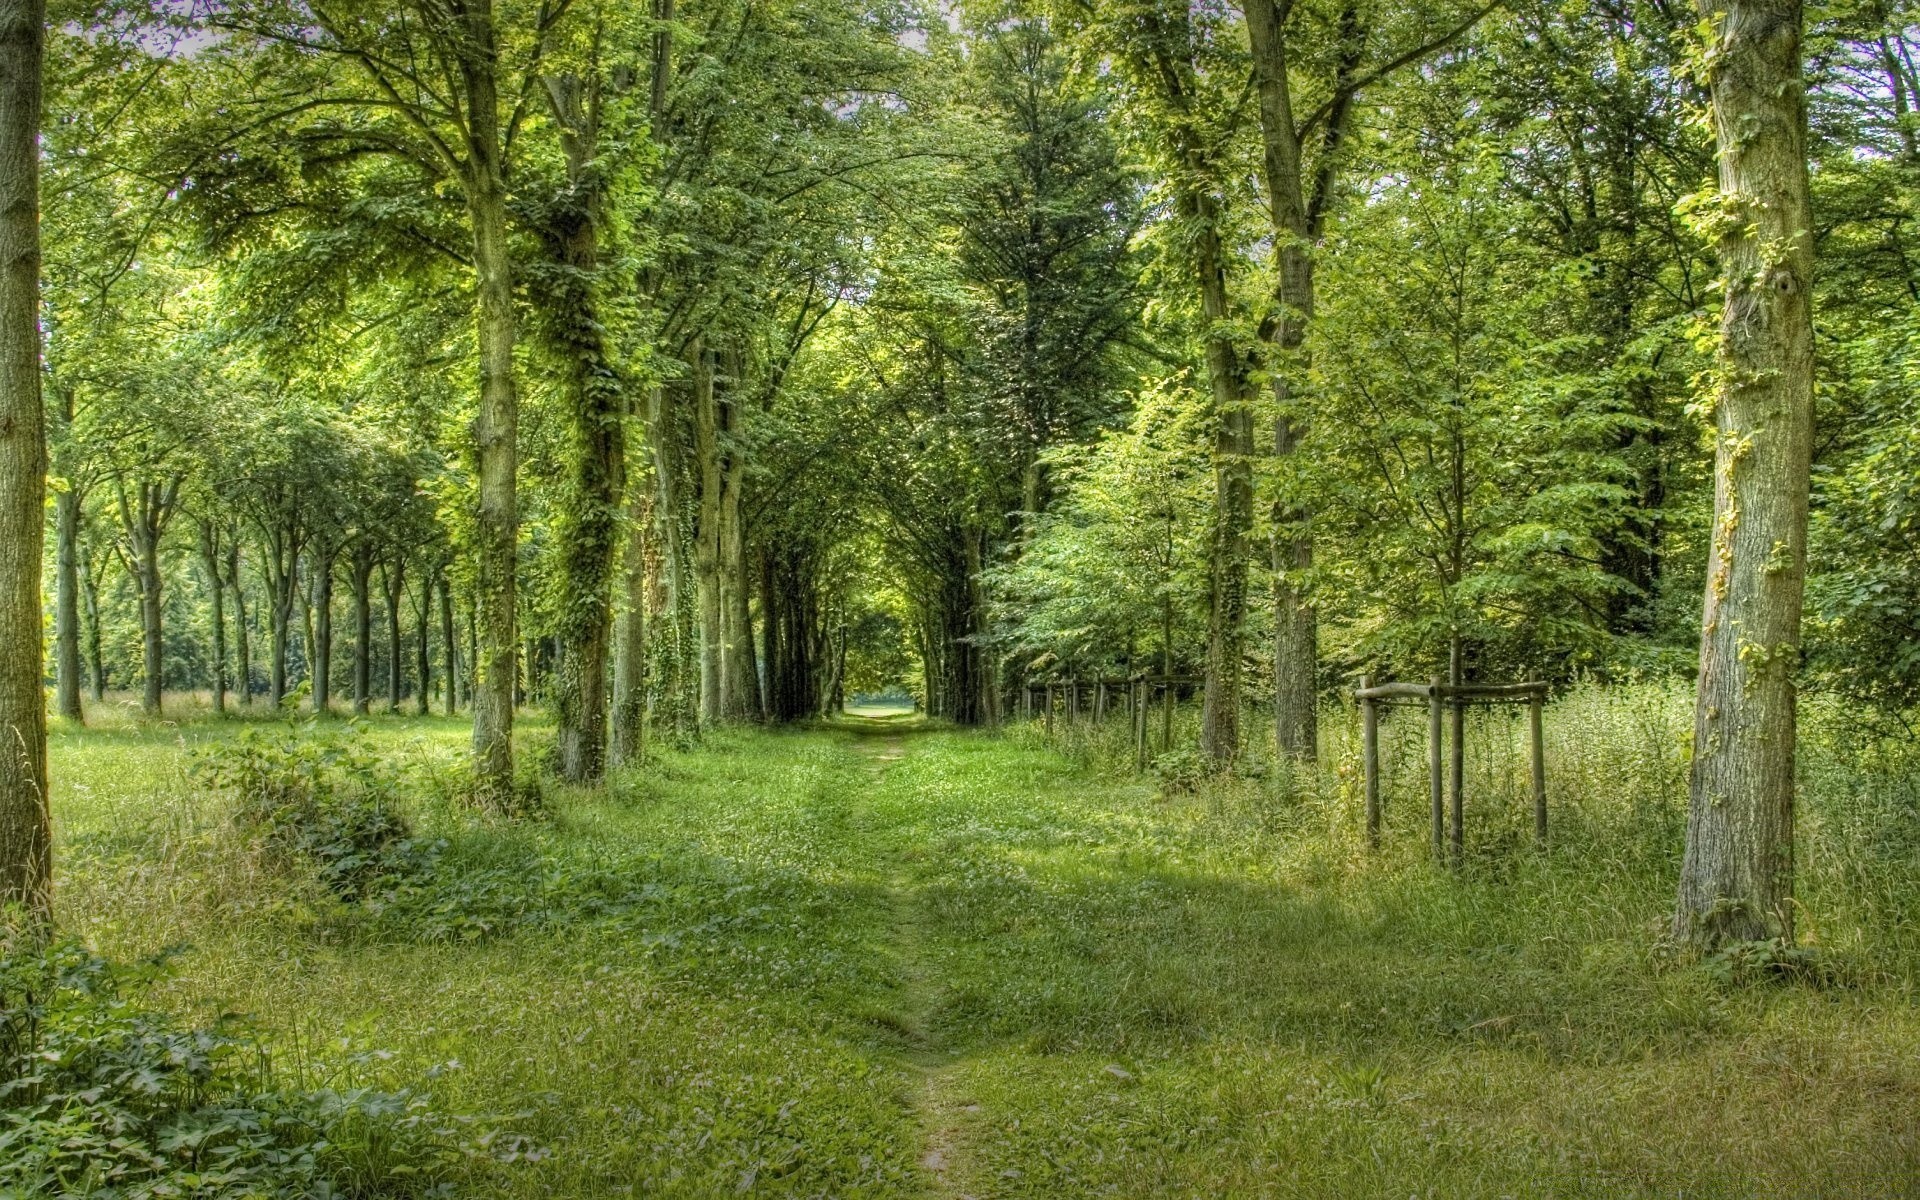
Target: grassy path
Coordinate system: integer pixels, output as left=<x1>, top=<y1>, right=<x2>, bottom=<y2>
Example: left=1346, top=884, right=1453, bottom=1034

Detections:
left=49, top=710, right=1920, bottom=1197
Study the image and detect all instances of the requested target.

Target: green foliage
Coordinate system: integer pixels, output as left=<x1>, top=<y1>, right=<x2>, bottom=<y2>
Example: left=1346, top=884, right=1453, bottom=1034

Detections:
left=0, top=940, right=458, bottom=1198
left=192, top=723, right=433, bottom=904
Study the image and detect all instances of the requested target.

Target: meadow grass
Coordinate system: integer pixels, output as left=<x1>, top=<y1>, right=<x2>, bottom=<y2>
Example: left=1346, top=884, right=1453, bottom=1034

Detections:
left=39, top=686, right=1920, bottom=1196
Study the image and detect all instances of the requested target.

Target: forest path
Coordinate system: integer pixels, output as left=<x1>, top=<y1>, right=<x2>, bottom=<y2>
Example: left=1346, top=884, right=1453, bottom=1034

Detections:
left=841, top=714, right=980, bottom=1199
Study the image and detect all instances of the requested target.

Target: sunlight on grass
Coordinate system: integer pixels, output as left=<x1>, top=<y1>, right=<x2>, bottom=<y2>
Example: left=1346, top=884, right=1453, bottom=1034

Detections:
left=41, top=685, right=1920, bottom=1196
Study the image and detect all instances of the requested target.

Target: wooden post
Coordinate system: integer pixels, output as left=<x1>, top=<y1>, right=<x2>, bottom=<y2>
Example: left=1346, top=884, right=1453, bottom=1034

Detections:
left=1134, top=680, right=1148, bottom=771
left=1529, top=684, right=1547, bottom=847
left=1448, top=648, right=1464, bottom=868
left=1068, top=678, right=1079, bottom=725
left=1095, top=680, right=1107, bottom=723
left=1160, top=678, right=1173, bottom=752
left=1044, top=684, right=1054, bottom=736
left=1429, top=676, right=1444, bottom=862
left=1360, top=675, right=1380, bottom=849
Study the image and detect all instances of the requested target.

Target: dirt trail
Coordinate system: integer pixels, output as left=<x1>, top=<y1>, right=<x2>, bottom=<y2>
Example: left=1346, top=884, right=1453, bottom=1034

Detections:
left=845, top=722, right=979, bottom=1199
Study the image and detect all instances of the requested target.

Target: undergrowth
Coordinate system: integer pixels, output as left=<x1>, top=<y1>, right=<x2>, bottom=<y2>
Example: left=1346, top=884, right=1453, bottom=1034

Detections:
left=0, top=939, right=478, bottom=1199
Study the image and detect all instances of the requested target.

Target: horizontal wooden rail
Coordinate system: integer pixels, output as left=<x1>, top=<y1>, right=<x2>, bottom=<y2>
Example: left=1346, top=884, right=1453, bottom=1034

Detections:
left=1354, top=680, right=1547, bottom=702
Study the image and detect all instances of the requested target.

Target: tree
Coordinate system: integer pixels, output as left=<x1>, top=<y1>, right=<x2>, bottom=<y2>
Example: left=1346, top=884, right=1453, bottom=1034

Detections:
left=1673, top=0, right=1817, bottom=948
left=0, top=0, right=48, bottom=926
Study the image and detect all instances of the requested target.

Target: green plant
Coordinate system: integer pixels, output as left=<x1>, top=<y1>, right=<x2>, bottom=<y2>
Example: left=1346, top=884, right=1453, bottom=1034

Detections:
left=193, top=722, right=436, bottom=903
left=0, top=940, right=461, bottom=1198
left=1150, top=747, right=1209, bottom=795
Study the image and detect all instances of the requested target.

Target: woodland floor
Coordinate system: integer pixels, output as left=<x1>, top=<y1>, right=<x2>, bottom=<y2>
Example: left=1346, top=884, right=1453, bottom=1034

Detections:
left=49, top=700, right=1920, bottom=1197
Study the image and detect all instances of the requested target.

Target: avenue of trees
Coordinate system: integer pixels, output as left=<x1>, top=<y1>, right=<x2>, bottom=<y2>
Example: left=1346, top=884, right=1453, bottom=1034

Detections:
left=0, top=0, right=1907, bottom=953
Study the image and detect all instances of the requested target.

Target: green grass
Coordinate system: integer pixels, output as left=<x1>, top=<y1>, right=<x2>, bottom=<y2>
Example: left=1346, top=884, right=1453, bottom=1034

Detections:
left=41, top=688, right=1920, bottom=1196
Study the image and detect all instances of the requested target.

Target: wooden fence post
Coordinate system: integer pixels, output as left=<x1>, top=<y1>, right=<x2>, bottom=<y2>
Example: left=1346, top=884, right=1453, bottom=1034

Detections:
left=1360, top=675, right=1380, bottom=849
left=1095, top=681, right=1107, bottom=723
left=1044, top=684, right=1054, bottom=736
left=1428, top=677, right=1444, bottom=863
left=1448, top=655, right=1465, bottom=869
left=1160, top=679, right=1174, bottom=753
left=1134, top=680, right=1148, bottom=771
left=1529, top=684, right=1547, bottom=847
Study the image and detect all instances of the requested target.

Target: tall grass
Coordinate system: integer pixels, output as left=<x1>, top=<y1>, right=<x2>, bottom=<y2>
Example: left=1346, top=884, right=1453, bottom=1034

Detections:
left=1018, top=679, right=1920, bottom=983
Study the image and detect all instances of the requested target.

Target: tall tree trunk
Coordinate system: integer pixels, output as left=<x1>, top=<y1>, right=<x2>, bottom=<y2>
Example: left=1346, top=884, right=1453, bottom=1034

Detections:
left=82, top=542, right=105, bottom=701
left=1245, top=0, right=1347, bottom=763
left=440, top=569, right=459, bottom=715
left=382, top=557, right=404, bottom=712
left=543, top=73, right=623, bottom=783
left=611, top=448, right=651, bottom=766
left=199, top=522, right=227, bottom=716
left=1189, top=194, right=1254, bottom=766
left=461, top=0, right=521, bottom=809
left=264, top=531, right=295, bottom=707
left=415, top=572, right=432, bottom=716
left=0, top=0, right=48, bottom=926
left=1675, top=0, right=1815, bottom=949
left=53, top=481, right=83, bottom=722
left=692, top=343, right=724, bottom=724
left=228, top=542, right=251, bottom=705
left=311, top=550, right=334, bottom=715
left=351, top=547, right=373, bottom=714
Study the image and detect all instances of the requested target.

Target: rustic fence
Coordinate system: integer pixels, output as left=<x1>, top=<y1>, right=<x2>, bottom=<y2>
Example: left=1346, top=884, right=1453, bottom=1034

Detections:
left=1019, top=674, right=1203, bottom=771
left=1355, top=676, right=1547, bottom=863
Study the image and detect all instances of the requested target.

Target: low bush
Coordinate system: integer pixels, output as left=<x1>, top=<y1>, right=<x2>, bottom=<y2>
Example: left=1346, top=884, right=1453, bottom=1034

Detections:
left=0, top=939, right=459, bottom=1198
left=192, top=723, right=436, bottom=904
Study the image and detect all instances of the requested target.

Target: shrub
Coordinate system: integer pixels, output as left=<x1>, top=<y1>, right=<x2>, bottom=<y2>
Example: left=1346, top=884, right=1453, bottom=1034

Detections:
left=192, top=723, right=436, bottom=904
left=0, top=940, right=457, bottom=1198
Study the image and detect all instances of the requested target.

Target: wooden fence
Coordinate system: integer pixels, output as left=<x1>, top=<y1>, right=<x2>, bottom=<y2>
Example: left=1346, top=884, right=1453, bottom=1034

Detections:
left=1020, top=675, right=1203, bottom=771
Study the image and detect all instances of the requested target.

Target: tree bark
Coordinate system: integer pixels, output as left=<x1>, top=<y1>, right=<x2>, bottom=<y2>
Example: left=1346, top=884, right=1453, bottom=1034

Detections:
left=117, top=479, right=178, bottom=717
left=198, top=522, right=227, bottom=716
left=53, top=480, right=83, bottom=722
left=1190, top=191, right=1254, bottom=766
left=351, top=545, right=373, bottom=714
left=228, top=541, right=251, bottom=705
left=440, top=568, right=458, bottom=716
left=1675, top=0, right=1815, bottom=949
left=382, top=557, right=404, bottom=712
left=543, top=70, right=623, bottom=783
left=414, top=569, right=432, bottom=716
left=311, top=549, right=335, bottom=715
left=611, top=446, right=651, bottom=766
left=82, top=540, right=105, bottom=702
left=461, top=0, right=522, bottom=809
left=0, top=0, right=47, bottom=926
left=692, top=343, right=725, bottom=724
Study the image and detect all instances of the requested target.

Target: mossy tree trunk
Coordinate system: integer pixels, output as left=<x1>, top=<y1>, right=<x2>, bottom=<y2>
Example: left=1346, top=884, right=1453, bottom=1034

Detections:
left=0, top=0, right=48, bottom=926
left=1675, top=0, right=1815, bottom=949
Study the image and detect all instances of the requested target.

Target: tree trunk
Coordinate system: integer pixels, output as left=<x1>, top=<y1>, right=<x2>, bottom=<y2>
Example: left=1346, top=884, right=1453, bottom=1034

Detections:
left=440, top=569, right=458, bottom=716
left=82, top=541, right=105, bottom=701
left=542, top=76, right=623, bottom=783
left=351, top=548, right=373, bottom=714
left=0, top=0, right=48, bottom=926
left=692, top=343, right=724, bottom=724
left=1675, top=0, right=1815, bottom=949
left=415, top=571, right=432, bottom=716
left=382, top=557, right=404, bottom=712
left=461, top=0, right=522, bottom=810
left=53, top=481, right=83, bottom=722
left=611, top=449, right=651, bottom=766
left=1190, top=194, right=1254, bottom=766
left=126, top=490, right=167, bottom=717
left=311, top=550, right=334, bottom=715
left=199, top=522, right=227, bottom=716
left=1245, top=0, right=1345, bottom=763
left=229, top=542, right=251, bottom=705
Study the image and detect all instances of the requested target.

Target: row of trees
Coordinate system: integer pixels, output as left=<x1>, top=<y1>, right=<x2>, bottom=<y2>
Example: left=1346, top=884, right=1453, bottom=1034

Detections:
left=0, top=0, right=1871, bottom=953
